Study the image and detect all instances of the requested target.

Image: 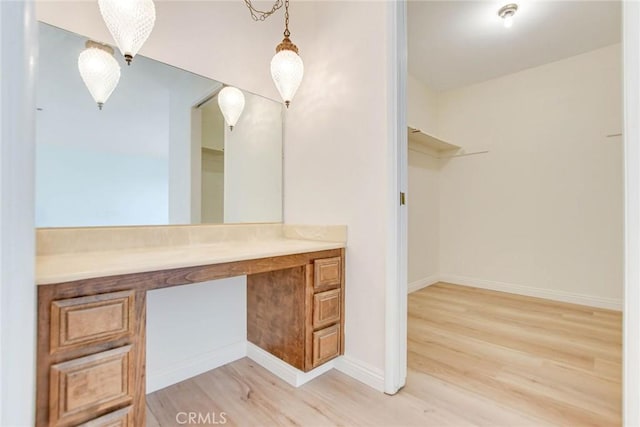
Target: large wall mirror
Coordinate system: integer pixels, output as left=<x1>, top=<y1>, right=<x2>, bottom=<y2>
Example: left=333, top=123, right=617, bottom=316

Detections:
left=36, top=22, right=283, bottom=228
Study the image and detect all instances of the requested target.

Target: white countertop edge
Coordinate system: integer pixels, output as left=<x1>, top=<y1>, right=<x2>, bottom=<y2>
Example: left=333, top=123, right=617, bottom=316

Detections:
left=36, top=239, right=345, bottom=286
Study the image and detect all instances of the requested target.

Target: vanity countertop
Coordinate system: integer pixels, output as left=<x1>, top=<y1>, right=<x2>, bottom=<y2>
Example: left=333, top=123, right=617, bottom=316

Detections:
left=36, top=239, right=344, bottom=285
left=36, top=224, right=347, bottom=285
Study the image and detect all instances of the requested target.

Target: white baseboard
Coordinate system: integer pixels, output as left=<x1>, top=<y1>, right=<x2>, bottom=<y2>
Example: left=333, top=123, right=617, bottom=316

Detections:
left=333, top=355, right=385, bottom=392
left=246, top=342, right=335, bottom=387
left=408, top=275, right=439, bottom=293
left=146, top=341, right=385, bottom=395
left=440, top=274, right=623, bottom=311
left=146, top=341, right=247, bottom=393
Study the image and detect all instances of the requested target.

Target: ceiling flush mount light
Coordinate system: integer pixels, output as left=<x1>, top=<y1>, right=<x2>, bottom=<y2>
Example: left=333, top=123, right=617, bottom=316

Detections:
left=78, top=41, right=121, bottom=110
left=498, top=3, right=518, bottom=29
left=243, top=0, right=304, bottom=108
left=218, top=86, right=246, bottom=131
left=98, top=0, right=156, bottom=65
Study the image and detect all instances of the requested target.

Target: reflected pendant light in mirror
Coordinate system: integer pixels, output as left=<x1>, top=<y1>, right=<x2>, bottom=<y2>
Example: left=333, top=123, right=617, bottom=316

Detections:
left=270, top=0, right=304, bottom=108
left=98, top=0, right=156, bottom=65
left=78, top=41, right=121, bottom=110
left=218, top=86, right=246, bottom=131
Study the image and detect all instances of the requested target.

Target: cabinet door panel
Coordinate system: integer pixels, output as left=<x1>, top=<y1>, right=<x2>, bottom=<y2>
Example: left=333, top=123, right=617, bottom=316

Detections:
left=50, top=291, right=135, bottom=354
left=312, top=325, right=340, bottom=368
left=49, top=346, right=133, bottom=427
left=77, top=406, right=133, bottom=427
left=313, top=289, right=341, bottom=329
left=313, top=257, right=342, bottom=291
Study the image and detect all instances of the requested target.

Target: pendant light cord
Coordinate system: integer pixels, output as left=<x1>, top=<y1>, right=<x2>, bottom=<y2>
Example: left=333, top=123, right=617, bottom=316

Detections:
left=243, top=0, right=292, bottom=38
left=243, top=0, right=283, bottom=21
left=284, top=0, right=290, bottom=38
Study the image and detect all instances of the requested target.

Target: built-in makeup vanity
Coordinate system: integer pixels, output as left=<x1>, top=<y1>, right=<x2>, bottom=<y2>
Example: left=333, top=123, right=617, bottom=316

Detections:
left=35, top=224, right=346, bottom=426
left=32, top=8, right=333, bottom=424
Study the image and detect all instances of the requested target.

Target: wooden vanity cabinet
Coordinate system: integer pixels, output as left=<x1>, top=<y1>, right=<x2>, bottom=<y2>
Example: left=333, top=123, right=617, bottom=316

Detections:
left=37, top=248, right=344, bottom=427
left=247, top=255, right=345, bottom=371
left=38, top=287, right=145, bottom=427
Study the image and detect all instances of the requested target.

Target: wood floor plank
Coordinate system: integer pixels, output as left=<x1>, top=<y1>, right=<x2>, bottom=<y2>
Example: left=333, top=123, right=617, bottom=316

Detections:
left=147, top=283, right=622, bottom=426
left=408, top=283, right=622, bottom=427
left=146, top=406, right=161, bottom=427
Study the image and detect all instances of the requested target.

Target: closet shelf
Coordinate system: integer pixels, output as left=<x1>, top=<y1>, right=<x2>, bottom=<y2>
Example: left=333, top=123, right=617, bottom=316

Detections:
left=408, top=127, right=460, bottom=153
left=202, top=146, right=224, bottom=153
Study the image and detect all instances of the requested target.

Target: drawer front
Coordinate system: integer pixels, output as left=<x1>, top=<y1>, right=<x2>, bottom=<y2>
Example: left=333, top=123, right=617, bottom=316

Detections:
left=50, top=291, right=135, bottom=354
left=312, top=324, right=341, bottom=368
left=77, top=406, right=133, bottom=427
left=313, top=257, right=342, bottom=290
left=49, top=346, right=134, bottom=427
left=313, top=289, right=341, bottom=329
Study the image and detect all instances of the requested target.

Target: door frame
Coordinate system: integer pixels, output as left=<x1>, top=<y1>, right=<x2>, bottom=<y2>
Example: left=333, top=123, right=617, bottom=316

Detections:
left=387, top=1, right=640, bottom=422
left=384, top=0, right=408, bottom=395
left=623, top=2, right=639, bottom=425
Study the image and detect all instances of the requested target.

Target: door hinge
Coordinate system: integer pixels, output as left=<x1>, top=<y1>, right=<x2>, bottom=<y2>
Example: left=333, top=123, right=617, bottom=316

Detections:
left=400, top=192, right=406, bottom=206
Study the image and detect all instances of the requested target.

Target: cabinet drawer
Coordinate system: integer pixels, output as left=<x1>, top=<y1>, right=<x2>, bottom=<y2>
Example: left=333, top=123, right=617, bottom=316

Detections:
left=49, top=346, right=134, bottom=427
left=77, top=406, right=133, bottom=427
left=313, top=289, right=341, bottom=329
left=50, top=291, right=135, bottom=354
left=313, top=257, right=342, bottom=290
left=312, top=324, right=340, bottom=368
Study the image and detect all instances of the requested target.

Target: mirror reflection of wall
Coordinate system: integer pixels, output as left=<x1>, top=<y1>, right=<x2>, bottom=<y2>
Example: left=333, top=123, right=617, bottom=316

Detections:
left=199, top=101, right=225, bottom=224
left=35, top=22, right=283, bottom=228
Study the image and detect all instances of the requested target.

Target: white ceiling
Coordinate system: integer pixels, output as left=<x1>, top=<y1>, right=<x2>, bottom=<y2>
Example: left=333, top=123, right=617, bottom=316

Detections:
left=408, top=0, right=622, bottom=91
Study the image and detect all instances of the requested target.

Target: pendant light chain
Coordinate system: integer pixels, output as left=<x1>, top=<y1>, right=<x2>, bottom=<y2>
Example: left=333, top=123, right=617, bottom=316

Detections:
left=284, top=0, right=290, bottom=38
left=244, top=0, right=303, bottom=107
left=243, top=0, right=283, bottom=21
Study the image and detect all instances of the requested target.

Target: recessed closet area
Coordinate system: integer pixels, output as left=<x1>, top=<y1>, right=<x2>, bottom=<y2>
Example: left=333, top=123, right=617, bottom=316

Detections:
left=406, top=1, right=623, bottom=424
left=407, top=2, right=622, bottom=307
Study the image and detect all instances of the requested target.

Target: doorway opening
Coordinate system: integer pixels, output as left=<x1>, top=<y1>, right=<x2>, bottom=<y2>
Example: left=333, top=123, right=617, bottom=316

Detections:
left=400, top=1, right=625, bottom=424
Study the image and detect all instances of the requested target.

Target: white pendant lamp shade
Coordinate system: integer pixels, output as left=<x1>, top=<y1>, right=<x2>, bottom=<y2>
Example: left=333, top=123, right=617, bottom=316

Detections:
left=270, top=48, right=304, bottom=108
left=78, top=42, right=121, bottom=110
left=217, top=86, right=245, bottom=131
left=98, top=0, right=156, bottom=65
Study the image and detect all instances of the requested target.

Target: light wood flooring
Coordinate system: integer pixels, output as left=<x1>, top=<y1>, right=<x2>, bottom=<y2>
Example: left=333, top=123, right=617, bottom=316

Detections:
left=146, top=283, right=622, bottom=426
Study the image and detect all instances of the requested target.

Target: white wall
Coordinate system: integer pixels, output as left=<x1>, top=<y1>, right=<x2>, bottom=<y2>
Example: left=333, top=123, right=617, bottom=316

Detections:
left=623, top=2, right=640, bottom=424
left=146, top=277, right=246, bottom=392
left=407, top=74, right=438, bottom=135
left=0, top=1, right=37, bottom=425
left=435, top=44, right=623, bottom=307
left=408, top=151, right=440, bottom=287
left=224, top=92, right=283, bottom=223
left=407, top=75, right=440, bottom=288
left=284, top=1, right=391, bottom=385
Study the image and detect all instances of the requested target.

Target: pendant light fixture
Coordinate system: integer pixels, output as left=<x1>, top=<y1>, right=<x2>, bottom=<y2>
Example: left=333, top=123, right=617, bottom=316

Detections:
left=498, top=3, right=518, bottom=29
left=217, top=86, right=246, bottom=131
left=78, top=41, right=121, bottom=110
left=243, top=0, right=304, bottom=107
left=98, top=0, right=156, bottom=65
left=270, top=0, right=304, bottom=108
